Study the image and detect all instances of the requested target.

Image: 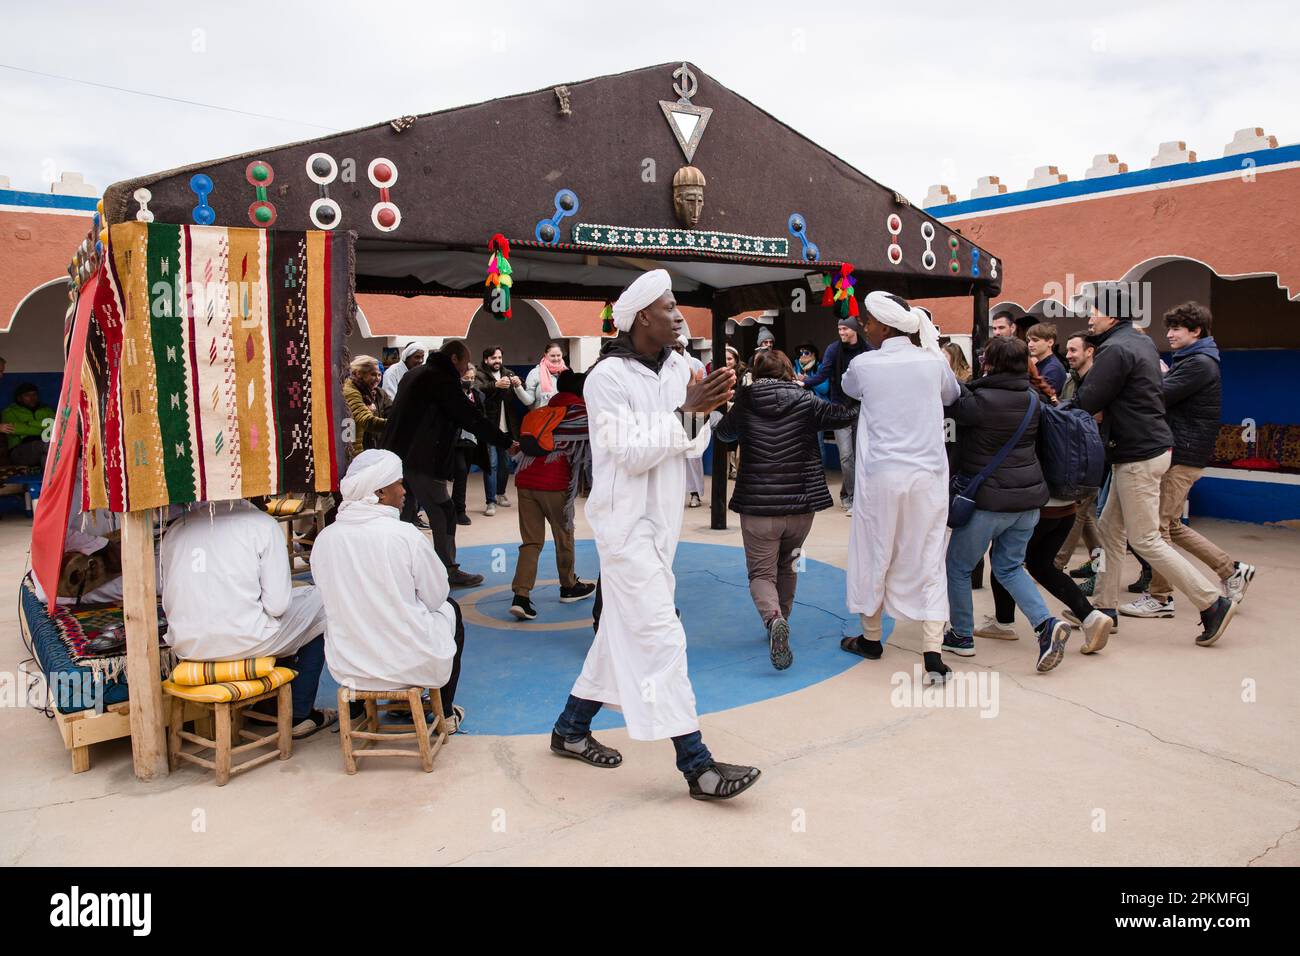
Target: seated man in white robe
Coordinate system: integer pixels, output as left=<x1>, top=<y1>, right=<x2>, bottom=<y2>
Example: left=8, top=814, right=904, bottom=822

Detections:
left=550, top=269, right=760, bottom=802
left=160, top=499, right=334, bottom=737
left=840, top=291, right=962, bottom=683
left=309, top=449, right=467, bottom=732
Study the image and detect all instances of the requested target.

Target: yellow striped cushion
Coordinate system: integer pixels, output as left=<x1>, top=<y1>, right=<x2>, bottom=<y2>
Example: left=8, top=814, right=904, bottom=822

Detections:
left=162, top=666, right=297, bottom=703
left=170, top=657, right=278, bottom=686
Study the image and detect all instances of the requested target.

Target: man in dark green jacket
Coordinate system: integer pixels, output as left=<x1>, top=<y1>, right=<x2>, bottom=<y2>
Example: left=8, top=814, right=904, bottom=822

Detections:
left=2, top=383, right=54, bottom=468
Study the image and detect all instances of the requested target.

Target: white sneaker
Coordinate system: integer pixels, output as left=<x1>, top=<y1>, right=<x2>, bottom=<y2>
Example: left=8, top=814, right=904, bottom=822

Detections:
left=497, top=494, right=511, bottom=507
left=974, top=616, right=1018, bottom=640
left=484, top=502, right=496, bottom=516
left=1223, top=562, right=1255, bottom=603
left=1119, top=594, right=1175, bottom=618
left=1080, top=610, right=1114, bottom=655
left=688, top=493, right=702, bottom=508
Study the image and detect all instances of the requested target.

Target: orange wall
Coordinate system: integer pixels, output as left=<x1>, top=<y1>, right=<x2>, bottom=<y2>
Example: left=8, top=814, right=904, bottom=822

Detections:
left=0, top=209, right=92, bottom=331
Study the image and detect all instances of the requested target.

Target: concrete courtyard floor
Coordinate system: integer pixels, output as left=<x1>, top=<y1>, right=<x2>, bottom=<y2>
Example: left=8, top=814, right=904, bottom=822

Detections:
left=2, top=480, right=1298, bottom=867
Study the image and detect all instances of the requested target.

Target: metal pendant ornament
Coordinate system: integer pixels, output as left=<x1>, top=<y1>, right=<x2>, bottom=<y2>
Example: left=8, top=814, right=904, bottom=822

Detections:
left=659, top=62, right=712, bottom=164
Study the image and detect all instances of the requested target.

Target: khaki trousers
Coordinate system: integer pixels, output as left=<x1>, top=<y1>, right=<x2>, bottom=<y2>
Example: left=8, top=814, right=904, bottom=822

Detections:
left=739, top=512, right=815, bottom=624
left=859, top=611, right=944, bottom=654
left=512, top=488, right=578, bottom=596
left=1147, top=464, right=1234, bottom=599
left=1093, top=451, right=1219, bottom=611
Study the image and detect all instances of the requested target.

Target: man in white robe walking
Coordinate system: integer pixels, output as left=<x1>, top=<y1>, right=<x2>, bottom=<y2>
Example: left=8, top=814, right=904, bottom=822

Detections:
left=310, top=449, right=467, bottom=732
left=840, top=291, right=962, bottom=683
left=550, top=269, right=761, bottom=801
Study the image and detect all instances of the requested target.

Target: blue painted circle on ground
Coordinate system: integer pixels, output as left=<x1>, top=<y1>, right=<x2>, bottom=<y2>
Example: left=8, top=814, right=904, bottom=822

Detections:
left=316, top=540, right=892, bottom=736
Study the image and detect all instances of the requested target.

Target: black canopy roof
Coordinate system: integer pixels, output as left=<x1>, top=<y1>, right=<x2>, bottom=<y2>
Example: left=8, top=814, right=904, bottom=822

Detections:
left=103, top=62, right=1000, bottom=315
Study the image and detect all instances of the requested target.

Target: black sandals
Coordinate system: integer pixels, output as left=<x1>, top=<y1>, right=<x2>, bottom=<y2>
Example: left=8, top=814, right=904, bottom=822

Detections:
left=840, top=635, right=883, bottom=660
left=687, top=762, right=761, bottom=801
left=549, top=731, right=623, bottom=768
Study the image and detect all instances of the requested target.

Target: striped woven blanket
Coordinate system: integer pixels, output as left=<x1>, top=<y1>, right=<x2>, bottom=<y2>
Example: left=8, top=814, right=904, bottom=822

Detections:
left=81, top=222, right=354, bottom=512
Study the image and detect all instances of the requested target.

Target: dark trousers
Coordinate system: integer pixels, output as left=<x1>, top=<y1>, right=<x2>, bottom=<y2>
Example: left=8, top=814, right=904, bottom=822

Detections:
left=992, top=512, right=1094, bottom=625
left=553, top=694, right=712, bottom=776
left=483, top=444, right=510, bottom=502
left=401, top=470, right=457, bottom=569
left=452, top=446, right=472, bottom=517
left=277, top=635, right=326, bottom=723
left=441, top=598, right=466, bottom=712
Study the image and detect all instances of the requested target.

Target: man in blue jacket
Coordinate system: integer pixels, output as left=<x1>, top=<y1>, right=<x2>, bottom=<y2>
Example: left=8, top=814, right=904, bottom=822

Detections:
left=799, top=316, right=870, bottom=512
left=1027, top=322, right=1068, bottom=396
left=1120, top=302, right=1255, bottom=618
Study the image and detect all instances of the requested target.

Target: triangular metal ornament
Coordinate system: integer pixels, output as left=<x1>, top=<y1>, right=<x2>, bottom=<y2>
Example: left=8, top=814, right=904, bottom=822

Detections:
left=659, top=100, right=712, bottom=164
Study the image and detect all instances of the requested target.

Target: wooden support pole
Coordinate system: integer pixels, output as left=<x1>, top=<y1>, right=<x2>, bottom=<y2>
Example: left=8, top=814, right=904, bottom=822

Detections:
left=121, top=509, right=169, bottom=780
left=710, top=299, right=728, bottom=531
left=972, top=287, right=989, bottom=361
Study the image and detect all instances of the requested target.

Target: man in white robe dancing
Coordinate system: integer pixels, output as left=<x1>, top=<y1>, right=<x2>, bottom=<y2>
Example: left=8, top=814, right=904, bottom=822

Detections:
left=550, top=269, right=761, bottom=801
left=839, top=291, right=962, bottom=683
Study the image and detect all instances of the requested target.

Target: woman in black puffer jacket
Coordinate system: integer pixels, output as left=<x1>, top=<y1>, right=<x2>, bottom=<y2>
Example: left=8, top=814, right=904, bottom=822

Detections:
left=943, top=336, right=1076, bottom=674
left=715, top=349, right=857, bottom=671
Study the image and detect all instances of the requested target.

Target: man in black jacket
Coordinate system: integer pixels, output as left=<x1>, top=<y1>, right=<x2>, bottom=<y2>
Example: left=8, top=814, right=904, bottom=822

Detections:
left=383, top=340, right=514, bottom=588
left=475, top=346, right=529, bottom=514
left=1070, top=285, right=1237, bottom=648
left=1119, top=302, right=1255, bottom=618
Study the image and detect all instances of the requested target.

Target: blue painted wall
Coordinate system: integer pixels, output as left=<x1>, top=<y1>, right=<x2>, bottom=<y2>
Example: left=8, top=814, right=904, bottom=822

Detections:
left=1172, top=349, right=1300, bottom=522
left=1217, top=350, right=1300, bottom=426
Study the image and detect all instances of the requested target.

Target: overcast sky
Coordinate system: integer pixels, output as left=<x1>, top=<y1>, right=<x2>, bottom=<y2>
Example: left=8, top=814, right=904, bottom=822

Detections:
left=1, top=0, right=1296, bottom=204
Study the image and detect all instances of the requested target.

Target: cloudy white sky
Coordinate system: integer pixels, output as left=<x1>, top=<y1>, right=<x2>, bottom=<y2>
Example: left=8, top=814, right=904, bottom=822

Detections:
left=1, top=0, right=1296, bottom=204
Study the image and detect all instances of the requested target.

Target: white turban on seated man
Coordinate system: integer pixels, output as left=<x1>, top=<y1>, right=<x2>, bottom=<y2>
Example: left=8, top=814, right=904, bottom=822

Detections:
left=309, top=449, right=467, bottom=731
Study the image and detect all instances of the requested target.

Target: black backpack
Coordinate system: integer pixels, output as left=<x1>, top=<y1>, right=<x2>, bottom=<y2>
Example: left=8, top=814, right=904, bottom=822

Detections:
left=1038, top=403, right=1105, bottom=498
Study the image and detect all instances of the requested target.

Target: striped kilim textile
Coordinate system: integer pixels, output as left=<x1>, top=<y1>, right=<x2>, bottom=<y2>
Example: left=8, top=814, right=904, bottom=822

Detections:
left=161, top=665, right=297, bottom=704
left=81, top=222, right=353, bottom=511
left=170, top=656, right=278, bottom=687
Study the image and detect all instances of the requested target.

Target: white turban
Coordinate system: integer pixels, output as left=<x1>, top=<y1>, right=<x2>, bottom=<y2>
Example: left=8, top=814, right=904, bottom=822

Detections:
left=612, top=269, right=672, bottom=332
left=400, top=341, right=423, bottom=362
left=340, top=449, right=404, bottom=504
left=864, top=290, right=942, bottom=354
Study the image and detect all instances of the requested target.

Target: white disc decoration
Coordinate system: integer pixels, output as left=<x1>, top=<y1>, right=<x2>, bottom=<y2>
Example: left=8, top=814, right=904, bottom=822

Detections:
left=371, top=201, right=401, bottom=232
left=306, top=152, right=339, bottom=185
left=886, top=213, right=903, bottom=265
left=310, top=197, right=343, bottom=230
left=920, top=220, right=937, bottom=271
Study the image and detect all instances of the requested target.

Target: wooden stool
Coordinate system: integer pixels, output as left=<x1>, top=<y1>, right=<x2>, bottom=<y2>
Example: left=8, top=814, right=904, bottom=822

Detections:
left=337, top=686, right=449, bottom=774
left=165, top=682, right=293, bottom=786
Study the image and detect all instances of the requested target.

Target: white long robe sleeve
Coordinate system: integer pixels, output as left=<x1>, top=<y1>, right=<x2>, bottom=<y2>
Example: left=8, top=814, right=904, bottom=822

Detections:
left=310, top=500, right=458, bottom=692
left=381, top=362, right=406, bottom=401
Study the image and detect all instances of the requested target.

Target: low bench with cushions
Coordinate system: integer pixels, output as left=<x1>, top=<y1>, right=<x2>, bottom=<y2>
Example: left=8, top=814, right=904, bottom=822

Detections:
left=17, top=574, right=175, bottom=773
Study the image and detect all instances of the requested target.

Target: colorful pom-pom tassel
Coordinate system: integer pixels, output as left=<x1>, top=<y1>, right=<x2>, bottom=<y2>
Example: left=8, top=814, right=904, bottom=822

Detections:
left=483, top=233, right=513, bottom=320
left=599, top=300, right=614, bottom=335
left=829, top=263, right=857, bottom=320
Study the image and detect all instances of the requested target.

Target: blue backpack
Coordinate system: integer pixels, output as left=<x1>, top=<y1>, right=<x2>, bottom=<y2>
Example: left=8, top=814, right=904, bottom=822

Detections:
left=1038, top=403, right=1105, bottom=499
